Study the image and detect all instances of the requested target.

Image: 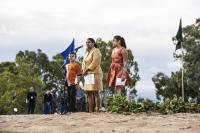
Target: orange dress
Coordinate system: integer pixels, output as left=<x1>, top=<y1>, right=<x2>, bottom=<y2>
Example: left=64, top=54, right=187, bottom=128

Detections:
left=107, top=47, right=132, bottom=88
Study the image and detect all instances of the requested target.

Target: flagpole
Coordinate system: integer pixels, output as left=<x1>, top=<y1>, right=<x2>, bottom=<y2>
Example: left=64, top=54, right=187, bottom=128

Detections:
left=181, top=41, right=184, bottom=101
left=175, top=18, right=184, bottom=101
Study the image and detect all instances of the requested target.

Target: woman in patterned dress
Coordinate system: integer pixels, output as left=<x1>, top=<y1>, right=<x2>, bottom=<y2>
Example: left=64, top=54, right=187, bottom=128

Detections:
left=107, top=35, right=132, bottom=95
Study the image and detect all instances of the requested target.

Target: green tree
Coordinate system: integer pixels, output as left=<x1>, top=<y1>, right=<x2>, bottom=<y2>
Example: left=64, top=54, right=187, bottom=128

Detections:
left=152, top=71, right=184, bottom=100
left=152, top=18, right=200, bottom=102
left=0, top=38, right=140, bottom=114
left=0, top=61, right=43, bottom=114
left=0, top=50, right=48, bottom=114
left=181, top=18, right=200, bottom=102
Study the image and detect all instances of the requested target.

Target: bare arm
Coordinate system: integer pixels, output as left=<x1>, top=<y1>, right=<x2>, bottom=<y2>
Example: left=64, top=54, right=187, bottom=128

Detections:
left=121, top=48, right=128, bottom=73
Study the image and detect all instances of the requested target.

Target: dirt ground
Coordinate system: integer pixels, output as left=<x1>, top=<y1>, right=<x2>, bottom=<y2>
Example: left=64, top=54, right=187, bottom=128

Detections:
left=0, top=112, right=200, bottom=133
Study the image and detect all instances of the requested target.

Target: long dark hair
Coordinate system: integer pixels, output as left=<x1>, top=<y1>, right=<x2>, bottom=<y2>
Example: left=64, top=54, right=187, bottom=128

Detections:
left=87, top=38, right=97, bottom=48
left=113, top=35, right=126, bottom=48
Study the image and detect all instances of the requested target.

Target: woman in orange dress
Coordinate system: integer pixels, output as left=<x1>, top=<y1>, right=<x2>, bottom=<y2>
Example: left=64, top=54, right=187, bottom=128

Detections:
left=107, top=35, right=132, bottom=95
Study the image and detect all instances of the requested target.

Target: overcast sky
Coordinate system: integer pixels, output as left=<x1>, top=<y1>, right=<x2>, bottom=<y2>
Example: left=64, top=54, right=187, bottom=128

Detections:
left=0, top=0, right=199, bottom=100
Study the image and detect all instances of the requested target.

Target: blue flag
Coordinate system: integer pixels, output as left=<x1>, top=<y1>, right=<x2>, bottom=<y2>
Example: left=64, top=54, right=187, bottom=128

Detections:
left=61, top=39, right=75, bottom=66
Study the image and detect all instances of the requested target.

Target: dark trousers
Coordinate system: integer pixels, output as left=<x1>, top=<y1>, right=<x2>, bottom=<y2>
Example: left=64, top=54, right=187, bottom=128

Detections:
left=43, top=102, right=50, bottom=114
left=76, top=97, right=86, bottom=112
left=67, top=85, right=76, bottom=112
left=27, top=103, right=35, bottom=114
left=60, top=97, right=68, bottom=114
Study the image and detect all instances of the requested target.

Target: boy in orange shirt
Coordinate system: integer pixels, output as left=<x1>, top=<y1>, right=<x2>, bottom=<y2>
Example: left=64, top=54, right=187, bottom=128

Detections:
left=66, top=51, right=82, bottom=112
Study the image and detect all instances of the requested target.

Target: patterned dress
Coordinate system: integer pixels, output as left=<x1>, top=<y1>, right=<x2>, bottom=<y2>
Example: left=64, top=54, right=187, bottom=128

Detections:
left=107, top=47, right=132, bottom=88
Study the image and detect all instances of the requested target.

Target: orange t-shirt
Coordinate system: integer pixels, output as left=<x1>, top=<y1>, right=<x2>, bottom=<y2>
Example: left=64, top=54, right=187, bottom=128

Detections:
left=66, top=62, right=81, bottom=86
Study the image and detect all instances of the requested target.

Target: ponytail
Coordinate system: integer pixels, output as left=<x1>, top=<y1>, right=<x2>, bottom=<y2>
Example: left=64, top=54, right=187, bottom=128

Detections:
left=113, top=35, right=126, bottom=48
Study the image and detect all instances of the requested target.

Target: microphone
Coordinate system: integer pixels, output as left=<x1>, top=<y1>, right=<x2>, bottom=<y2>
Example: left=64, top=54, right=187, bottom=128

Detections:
left=61, top=63, right=65, bottom=69
left=74, top=45, right=83, bottom=53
